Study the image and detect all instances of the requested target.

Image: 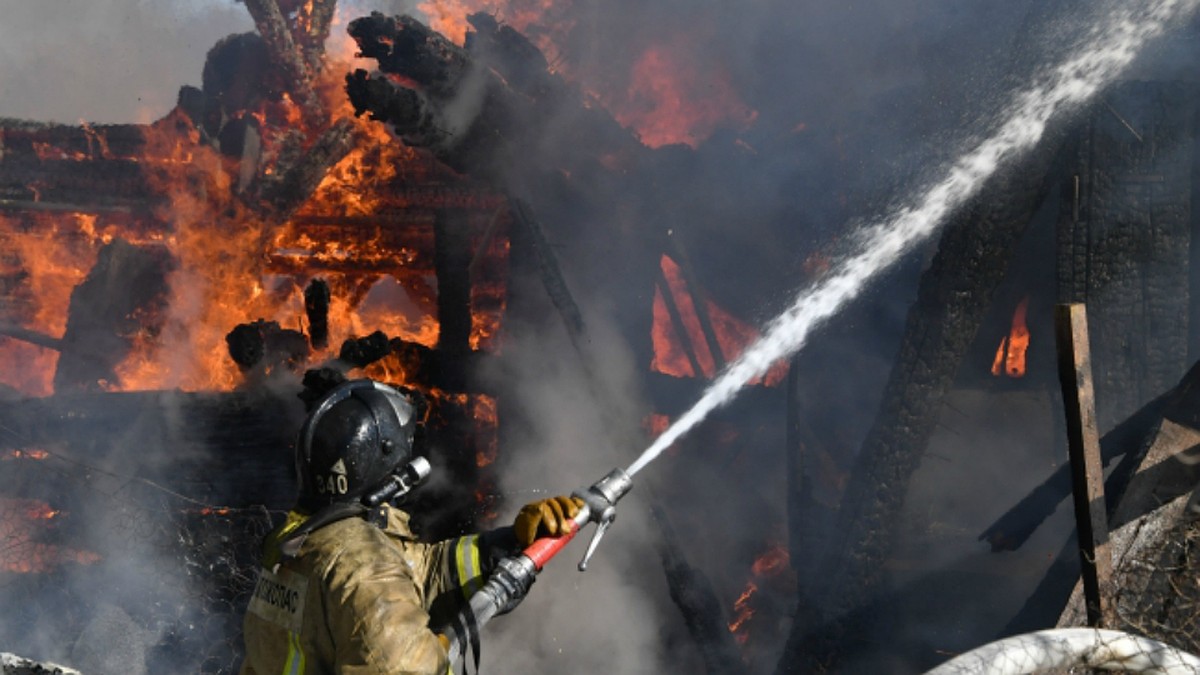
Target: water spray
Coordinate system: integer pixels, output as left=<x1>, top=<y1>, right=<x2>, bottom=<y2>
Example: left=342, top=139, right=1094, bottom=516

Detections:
left=448, top=0, right=1200, bottom=663
left=628, top=0, right=1200, bottom=478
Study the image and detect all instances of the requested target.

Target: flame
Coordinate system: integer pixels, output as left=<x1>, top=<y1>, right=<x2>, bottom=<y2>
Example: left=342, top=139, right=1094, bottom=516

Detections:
left=728, top=541, right=792, bottom=645
left=727, top=581, right=758, bottom=643
left=474, top=394, right=499, bottom=467
left=610, top=40, right=757, bottom=148
left=411, top=5, right=751, bottom=147
left=3, top=449, right=49, bottom=461
left=416, top=0, right=566, bottom=52
left=0, top=211, right=124, bottom=395
left=750, top=543, right=790, bottom=578
left=0, top=56, right=505, bottom=395
left=651, top=255, right=787, bottom=385
left=0, top=497, right=100, bottom=574
left=991, top=296, right=1030, bottom=378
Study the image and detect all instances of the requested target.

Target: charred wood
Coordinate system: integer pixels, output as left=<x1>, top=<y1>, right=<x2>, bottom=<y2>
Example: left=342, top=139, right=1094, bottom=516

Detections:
left=0, top=199, right=146, bottom=216
left=241, top=0, right=324, bottom=124
left=0, top=323, right=62, bottom=351
left=338, top=330, right=392, bottom=368
left=509, top=199, right=584, bottom=341
left=434, top=210, right=473, bottom=358
left=465, top=13, right=553, bottom=98
left=53, top=239, right=176, bottom=392
left=667, top=229, right=726, bottom=371
left=650, top=505, right=745, bottom=675
left=303, top=278, right=330, bottom=350
left=225, top=319, right=309, bottom=378
left=0, top=156, right=163, bottom=208
left=345, top=69, right=445, bottom=150
left=1057, top=81, right=1196, bottom=432
left=299, top=366, right=347, bottom=411
left=199, top=33, right=284, bottom=142
left=297, top=0, right=337, bottom=72
left=1004, top=360, right=1200, bottom=631
left=656, top=270, right=705, bottom=380
left=0, top=120, right=150, bottom=160
left=254, top=117, right=358, bottom=217
left=786, top=353, right=836, bottom=594
left=779, top=110, right=1073, bottom=673
left=346, top=13, right=644, bottom=180
left=349, top=14, right=471, bottom=100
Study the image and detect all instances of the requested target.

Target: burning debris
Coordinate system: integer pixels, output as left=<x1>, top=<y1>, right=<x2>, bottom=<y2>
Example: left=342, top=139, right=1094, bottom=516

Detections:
left=3, top=0, right=1200, bottom=673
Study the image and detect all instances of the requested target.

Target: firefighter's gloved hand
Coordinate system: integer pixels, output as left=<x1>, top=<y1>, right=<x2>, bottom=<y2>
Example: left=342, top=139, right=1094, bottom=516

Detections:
left=514, top=495, right=584, bottom=546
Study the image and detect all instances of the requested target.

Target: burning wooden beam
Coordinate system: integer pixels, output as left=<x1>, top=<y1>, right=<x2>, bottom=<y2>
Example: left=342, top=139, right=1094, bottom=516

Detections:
left=53, top=239, right=176, bottom=393
left=656, top=271, right=705, bottom=379
left=241, top=0, right=324, bottom=125
left=297, top=0, right=338, bottom=72
left=0, top=323, right=62, bottom=351
left=667, top=231, right=726, bottom=372
left=255, top=118, right=358, bottom=217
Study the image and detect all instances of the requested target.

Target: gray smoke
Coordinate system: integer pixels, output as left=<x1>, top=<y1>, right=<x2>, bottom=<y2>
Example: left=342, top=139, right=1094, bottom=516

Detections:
left=3, top=0, right=1200, bottom=673
left=0, top=0, right=252, bottom=123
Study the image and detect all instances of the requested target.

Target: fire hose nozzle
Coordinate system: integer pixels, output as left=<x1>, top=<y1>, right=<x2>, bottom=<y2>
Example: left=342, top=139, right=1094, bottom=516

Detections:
left=571, top=467, right=633, bottom=571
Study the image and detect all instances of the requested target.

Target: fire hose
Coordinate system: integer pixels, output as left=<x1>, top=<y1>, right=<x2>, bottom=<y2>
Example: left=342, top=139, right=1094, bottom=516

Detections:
left=442, top=467, right=633, bottom=663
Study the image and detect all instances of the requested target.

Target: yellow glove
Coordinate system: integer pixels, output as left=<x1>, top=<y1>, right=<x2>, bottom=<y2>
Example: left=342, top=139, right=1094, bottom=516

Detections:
left=513, top=495, right=584, bottom=547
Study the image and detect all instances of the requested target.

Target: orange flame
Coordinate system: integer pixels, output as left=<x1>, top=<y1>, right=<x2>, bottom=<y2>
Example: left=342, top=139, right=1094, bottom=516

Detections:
left=728, top=541, right=792, bottom=644
left=751, top=543, right=790, bottom=578
left=991, top=296, right=1030, bottom=378
left=612, top=41, right=757, bottom=148
left=474, top=395, right=499, bottom=468
left=3, top=449, right=49, bottom=460
left=727, top=581, right=757, bottom=643
left=651, top=255, right=787, bottom=385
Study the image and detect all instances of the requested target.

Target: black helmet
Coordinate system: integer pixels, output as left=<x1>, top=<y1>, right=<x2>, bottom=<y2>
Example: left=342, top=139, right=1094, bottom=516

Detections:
left=295, top=379, right=417, bottom=510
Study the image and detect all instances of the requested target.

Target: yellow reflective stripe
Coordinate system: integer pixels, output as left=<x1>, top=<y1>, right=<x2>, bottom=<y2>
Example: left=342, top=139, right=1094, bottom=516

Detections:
left=454, top=535, right=483, bottom=599
left=283, top=630, right=305, bottom=675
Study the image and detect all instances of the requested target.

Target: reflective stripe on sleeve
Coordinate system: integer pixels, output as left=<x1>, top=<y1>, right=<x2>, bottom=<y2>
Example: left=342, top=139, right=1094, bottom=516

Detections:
left=283, top=631, right=306, bottom=675
left=453, top=535, right=483, bottom=599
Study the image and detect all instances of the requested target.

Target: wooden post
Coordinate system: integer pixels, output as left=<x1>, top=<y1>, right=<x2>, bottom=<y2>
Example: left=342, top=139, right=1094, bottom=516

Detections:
left=1055, top=303, right=1115, bottom=627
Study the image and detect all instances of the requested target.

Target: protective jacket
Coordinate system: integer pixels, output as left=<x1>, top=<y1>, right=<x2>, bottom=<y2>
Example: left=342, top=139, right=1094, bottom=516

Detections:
left=239, top=504, right=510, bottom=675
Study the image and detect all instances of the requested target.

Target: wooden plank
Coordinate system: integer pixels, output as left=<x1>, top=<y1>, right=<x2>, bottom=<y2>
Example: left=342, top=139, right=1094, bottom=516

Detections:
left=1058, top=418, right=1200, bottom=626
left=1055, top=302, right=1115, bottom=627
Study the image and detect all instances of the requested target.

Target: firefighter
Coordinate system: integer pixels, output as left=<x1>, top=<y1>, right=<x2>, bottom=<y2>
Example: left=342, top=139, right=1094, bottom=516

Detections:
left=239, top=378, right=580, bottom=675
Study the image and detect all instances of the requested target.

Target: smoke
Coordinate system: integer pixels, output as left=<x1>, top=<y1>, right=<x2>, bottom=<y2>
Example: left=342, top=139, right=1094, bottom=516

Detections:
left=4, top=0, right=1200, bottom=673
left=476, top=298, right=704, bottom=674
left=0, top=0, right=253, bottom=124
